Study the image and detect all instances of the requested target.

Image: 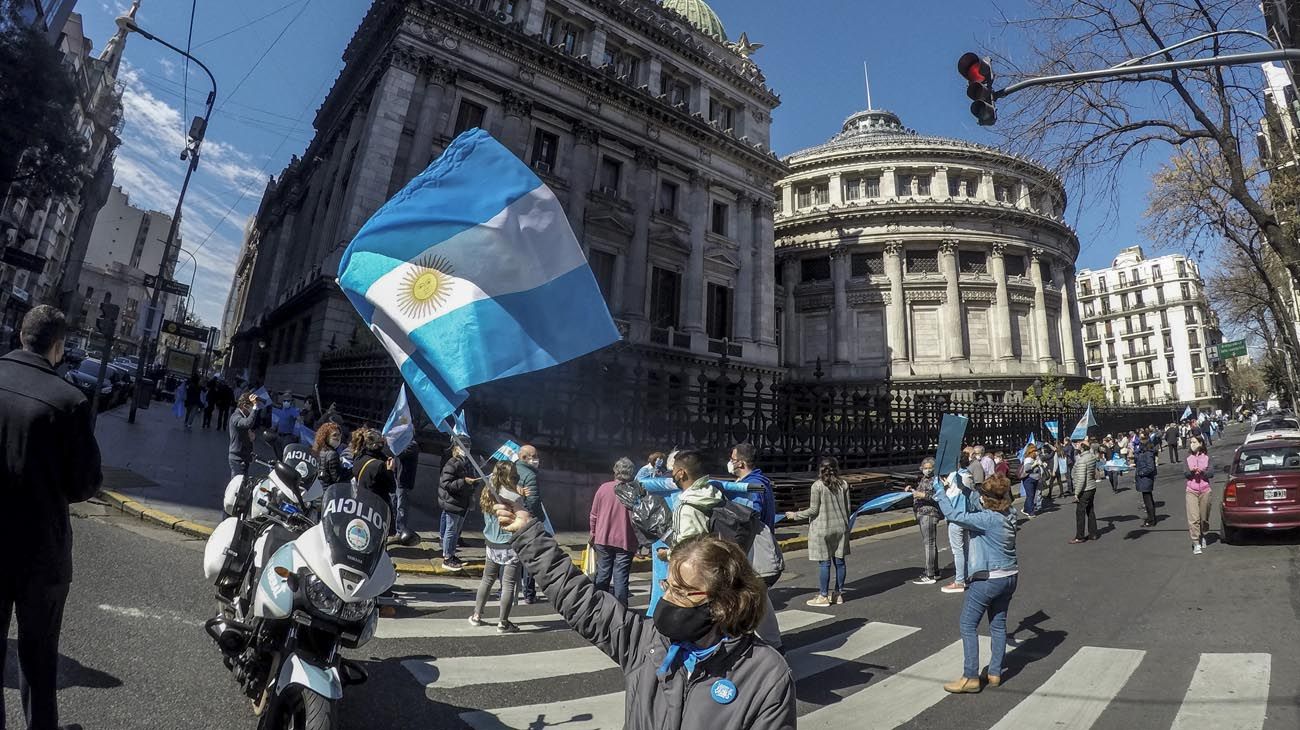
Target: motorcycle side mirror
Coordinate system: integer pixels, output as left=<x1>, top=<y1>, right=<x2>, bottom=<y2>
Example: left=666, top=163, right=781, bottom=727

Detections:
left=272, top=565, right=299, bottom=592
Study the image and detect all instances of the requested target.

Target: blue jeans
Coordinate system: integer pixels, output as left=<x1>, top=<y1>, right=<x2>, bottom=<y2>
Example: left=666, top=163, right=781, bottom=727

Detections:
left=948, top=522, right=968, bottom=584
left=960, top=574, right=1017, bottom=678
left=229, top=457, right=248, bottom=479
left=593, top=544, right=633, bottom=605
left=391, top=487, right=412, bottom=535
left=818, top=557, right=846, bottom=595
left=1022, top=479, right=1039, bottom=515
left=440, top=511, right=465, bottom=560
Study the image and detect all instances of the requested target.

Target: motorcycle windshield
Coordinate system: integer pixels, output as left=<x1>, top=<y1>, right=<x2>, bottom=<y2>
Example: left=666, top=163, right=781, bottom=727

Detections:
left=318, top=483, right=390, bottom=577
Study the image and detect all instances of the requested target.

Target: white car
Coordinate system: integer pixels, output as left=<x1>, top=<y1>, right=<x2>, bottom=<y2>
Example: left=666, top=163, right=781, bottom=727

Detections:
left=1244, top=418, right=1300, bottom=445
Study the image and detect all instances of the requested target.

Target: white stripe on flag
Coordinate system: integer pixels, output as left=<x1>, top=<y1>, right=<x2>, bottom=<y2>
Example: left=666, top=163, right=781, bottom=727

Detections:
left=989, top=646, right=1145, bottom=730
left=362, top=186, right=588, bottom=334
left=1170, top=653, right=1270, bottom=730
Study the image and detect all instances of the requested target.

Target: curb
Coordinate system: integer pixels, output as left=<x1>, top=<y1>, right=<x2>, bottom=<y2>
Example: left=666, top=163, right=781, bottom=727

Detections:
left=96, top=489, right=919, bottom=578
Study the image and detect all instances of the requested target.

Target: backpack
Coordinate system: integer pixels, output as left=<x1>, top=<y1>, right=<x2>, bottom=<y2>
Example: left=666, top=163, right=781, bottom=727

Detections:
left=691, top=497, right=762, bottom=553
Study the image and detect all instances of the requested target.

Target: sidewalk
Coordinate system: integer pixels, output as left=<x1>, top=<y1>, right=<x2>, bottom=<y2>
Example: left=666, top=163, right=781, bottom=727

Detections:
left=91, top=402, right=921, bottom=575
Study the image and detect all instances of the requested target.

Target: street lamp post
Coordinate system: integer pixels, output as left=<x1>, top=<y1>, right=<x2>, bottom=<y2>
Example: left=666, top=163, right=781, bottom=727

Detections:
left=121, top=14, right=217, bottom=424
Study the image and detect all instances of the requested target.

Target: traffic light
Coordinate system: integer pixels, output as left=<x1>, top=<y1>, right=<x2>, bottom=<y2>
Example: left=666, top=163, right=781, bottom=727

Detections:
left=95, top=301, right=120, bottom=338
left=958, top=52, right=997, bottom=126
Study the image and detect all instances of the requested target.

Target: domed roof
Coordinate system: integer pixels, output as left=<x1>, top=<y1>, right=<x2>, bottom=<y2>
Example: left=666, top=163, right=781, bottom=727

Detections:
left=835, top=109, right=915, bottom=141
left=661, top=0, right=728, bottom=42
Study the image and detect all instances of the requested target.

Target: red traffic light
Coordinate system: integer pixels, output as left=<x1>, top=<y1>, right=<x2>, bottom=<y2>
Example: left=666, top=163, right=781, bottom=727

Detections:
left=958, top=52, right=991, bottom=84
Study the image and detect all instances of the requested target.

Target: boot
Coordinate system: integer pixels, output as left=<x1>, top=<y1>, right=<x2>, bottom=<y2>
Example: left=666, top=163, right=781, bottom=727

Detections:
left=943, top=677, right=982, bottom=694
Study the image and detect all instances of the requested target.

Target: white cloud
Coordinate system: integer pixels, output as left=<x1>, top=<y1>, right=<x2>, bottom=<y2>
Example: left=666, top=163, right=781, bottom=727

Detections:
left=157, top=57, right=177, bottom=79
left=110, top=62, right=269, bottom=327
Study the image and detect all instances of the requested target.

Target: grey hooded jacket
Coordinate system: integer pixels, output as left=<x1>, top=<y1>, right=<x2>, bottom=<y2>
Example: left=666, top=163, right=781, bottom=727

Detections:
left=511, top=520, right=796, bottom=730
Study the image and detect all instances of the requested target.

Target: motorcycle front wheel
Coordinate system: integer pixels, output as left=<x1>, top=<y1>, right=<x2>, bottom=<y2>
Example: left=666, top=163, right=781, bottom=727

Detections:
left=256, top=687, right=337, bottom=730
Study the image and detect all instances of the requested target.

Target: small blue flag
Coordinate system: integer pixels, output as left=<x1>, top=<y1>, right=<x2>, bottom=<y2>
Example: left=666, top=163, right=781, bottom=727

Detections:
left=337, top=129, right=621, bottom=429
left=1045, top=421, right=1059, bottom=439
left=1070, top=405, right=1096, bottom=440
left=382, top=385, right=414, bottom=455
left=1181, top=405, right=1193, bottom=421
left=491, top=440, right=522, bottom=463
left=1018, top=432, right=1037, bottom=462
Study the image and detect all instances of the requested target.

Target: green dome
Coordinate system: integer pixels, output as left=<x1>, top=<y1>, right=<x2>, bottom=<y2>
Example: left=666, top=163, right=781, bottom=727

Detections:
left=661, top=0, right=728, bottom=42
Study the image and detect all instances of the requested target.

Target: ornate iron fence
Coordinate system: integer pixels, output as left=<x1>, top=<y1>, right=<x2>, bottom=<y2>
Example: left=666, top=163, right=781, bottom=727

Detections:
left=317, top=345, right=1187, bottom=472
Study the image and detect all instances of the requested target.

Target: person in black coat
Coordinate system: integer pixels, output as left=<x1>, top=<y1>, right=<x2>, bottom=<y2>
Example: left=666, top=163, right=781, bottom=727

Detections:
left=1133, top=435, right=1159, bottom=527
left=353, top=429, right=396, bottom=501
left=438, top=440, right=482, bottom=570
left=390, top=440, right=421, bottom=546
left=0, top=305, right=103, bottom=730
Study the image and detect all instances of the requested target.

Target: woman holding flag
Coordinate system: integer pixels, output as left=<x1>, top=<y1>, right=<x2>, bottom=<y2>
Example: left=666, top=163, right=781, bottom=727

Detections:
left=784, top=458, right=852, bottom=607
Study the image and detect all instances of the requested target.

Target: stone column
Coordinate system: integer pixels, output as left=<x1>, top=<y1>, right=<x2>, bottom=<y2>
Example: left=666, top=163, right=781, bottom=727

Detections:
left=622, top=145, right=655, bottom=321
left=523, top=1, right=546, bottom=34
left=500, top=90, right=532, bottom=158
left=1015, top=180, right=1030, bottom=210
left=990, top=243, right=1015, bottom=361
left=682, top=172, right=709, bottom=338
left=828, top=172, right=843, bottom=206
left=781, top=257, right=799, bottom=365
left=305, top=138, right=344, bottom=264
left=940, top=239, right=964, bottom=364
left=885, top=239, right=908, bottom=368
left=336, top=49, right=420, bottom=243
left=1057, top=264, right=1081, bottom=373
left=647, top=54, right=663, bottom=95
left=880, top=166, right=896, bottom=199
left=695, top=80, right=710, bottom=116
left=567, top=122, right=601, bottom=248
left=934, top=165, right=950, bottom=200
left=831, top=251, right=851, bottom=363
left=733, top=191, right=754, bottom=343
left=754, top=200, right=777, bottom=346
left=980, top=171, right=995, bottom=202
left=781, top=184, right=793, bottom=214
left=403, top=61, right=456, bottom=181
left=1029, top=247, right=1053, bottom=366
left=589, top=23, right=607, bottom=67
left=320, top=102, right=368, bottom=255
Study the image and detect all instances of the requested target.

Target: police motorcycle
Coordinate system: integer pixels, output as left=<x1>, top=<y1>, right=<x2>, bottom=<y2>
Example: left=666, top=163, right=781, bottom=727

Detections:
left=203, top=443, right=397, bottom=730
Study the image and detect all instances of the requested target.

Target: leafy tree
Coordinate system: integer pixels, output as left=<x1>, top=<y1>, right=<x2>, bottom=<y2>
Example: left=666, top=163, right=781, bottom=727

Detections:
left=1225, top=360, right=1268, bottom=405
left=0, top=0, right=90, bottom=201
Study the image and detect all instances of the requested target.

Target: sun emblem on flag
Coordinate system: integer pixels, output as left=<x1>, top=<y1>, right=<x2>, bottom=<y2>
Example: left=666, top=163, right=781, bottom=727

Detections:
left=397, top=254, right=455, bottom=318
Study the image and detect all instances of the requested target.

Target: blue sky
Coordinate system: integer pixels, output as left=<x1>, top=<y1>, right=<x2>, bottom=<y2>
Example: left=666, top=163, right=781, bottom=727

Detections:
left=77, top=0, right=1186, bottom=330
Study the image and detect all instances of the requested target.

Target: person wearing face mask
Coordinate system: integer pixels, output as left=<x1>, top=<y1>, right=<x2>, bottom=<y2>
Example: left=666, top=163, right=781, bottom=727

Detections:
left=992, top=450, right=1010, bottom=478
left=1134, top=434, right=1159, bottom=528
left=516, top=444, right=546, bottom=603
left=438, top=437, right=482, bottom=571
left=931, top=474, right=1019, bottom=694
left=728, top=443, right=776, bottom=530
left=228, top=391, right=261, bottom=478
left=941, top=452, right=977, bottom=594
left=313, top=422, right=346, bottom=485
left=906, top=457, right=942, bottom=585
left=635, top=451, right=668, bottom=482
left=492, top=496, right=797, bottom=730
left=0, top=305, right=103, bottom=730
left=784, top=458, right=852, bottom=606
left=1183, top=437, right=1215, bottom=555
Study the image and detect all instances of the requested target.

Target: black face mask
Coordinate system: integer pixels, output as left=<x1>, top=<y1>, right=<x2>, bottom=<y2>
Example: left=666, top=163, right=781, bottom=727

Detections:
left=653, top=601, right=714, bottom=643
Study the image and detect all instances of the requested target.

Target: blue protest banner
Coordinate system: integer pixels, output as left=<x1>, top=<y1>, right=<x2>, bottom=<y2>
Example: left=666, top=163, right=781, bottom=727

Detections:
left=934, top=413, right=970, bottom=476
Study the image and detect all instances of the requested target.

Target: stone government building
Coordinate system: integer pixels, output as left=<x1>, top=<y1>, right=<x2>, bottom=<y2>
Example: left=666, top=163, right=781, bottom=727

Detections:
left=226, top=0, right=786, bottom=394
left=773, top=108, right=1087, bottom=397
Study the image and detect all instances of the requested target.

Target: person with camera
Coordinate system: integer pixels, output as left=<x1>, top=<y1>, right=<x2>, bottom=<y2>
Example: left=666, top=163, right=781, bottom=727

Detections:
left=228, top=391, right=261, bottom=478
left=491, top=496, right=796, bottom=729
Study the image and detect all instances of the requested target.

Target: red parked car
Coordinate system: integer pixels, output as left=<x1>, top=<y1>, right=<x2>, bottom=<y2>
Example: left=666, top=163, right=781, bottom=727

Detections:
left=1221, top=439, right=1300, bottom=544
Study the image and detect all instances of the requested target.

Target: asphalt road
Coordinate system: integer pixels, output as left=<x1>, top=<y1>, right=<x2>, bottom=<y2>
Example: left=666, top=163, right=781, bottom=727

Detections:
left=6, top=423, right=1299, bottom=730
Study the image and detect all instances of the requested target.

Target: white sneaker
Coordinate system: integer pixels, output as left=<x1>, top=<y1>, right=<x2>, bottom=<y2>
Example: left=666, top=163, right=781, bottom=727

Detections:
left=1199, top=537, right=1207, bottom=550
left=1193, top=544, right=1203, bottom=555
left=912, top=576, right=938, bottom=585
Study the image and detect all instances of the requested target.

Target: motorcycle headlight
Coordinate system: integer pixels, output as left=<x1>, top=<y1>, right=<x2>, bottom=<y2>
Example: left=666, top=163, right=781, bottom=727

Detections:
left=338, top=598, right=375, bottom=623
left=305, top=576, right=343, bottom=616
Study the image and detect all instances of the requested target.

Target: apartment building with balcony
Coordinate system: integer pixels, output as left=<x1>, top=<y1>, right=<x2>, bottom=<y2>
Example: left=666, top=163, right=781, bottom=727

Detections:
left=1076, top=246, right=1224, bottom=407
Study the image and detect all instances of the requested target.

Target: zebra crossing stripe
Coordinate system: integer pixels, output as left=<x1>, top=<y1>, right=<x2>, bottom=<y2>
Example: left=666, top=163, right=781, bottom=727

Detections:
left=376, top=613, right=569, bottom=639
left=776, top=609, right=836, bottom=633
left=988, top=646, right=1145, bottom=730
left=457, top=620, right=918, bottom=729
left=403, top=645, right=617, bottom=690
left=799, top=635, right=1017, bottom=729
left=1170, top=653, right=1270, bottom=730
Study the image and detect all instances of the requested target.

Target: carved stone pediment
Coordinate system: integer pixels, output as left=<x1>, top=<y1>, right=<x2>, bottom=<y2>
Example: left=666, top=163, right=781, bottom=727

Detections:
left=586, top=207, right=634, bottom=237
left=704, top=245, right=740, bottom=270
left=649, top=223, right=691, bottom=255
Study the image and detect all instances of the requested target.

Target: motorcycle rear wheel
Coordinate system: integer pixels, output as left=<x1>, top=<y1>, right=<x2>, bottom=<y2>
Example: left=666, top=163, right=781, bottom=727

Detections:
left=256, top=687, right=337, bottom=730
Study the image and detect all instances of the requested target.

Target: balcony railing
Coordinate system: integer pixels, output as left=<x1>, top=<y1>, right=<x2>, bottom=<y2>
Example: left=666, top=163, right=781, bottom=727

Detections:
left=707, top=337, right=743, bottom=358
left=650, top=326, right=691, bottom=350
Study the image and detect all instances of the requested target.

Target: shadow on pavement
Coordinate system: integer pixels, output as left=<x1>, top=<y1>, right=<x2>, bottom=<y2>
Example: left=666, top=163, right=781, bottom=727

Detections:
left=342, top=655, right=481, bottom=730
left=1, top=647, right=123, bottom=691
left=769, top=567, right=916, bottom=610
left=1002, top=610, right=1067, bottom=683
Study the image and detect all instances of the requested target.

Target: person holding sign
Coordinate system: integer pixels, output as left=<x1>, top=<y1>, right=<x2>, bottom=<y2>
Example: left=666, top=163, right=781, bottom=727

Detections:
left=930, top=474, right=1019, bottom=694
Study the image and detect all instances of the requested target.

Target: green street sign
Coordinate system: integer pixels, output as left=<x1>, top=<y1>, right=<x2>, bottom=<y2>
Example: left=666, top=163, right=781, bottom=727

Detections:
left=1217, top=339, right=1247, bottom=359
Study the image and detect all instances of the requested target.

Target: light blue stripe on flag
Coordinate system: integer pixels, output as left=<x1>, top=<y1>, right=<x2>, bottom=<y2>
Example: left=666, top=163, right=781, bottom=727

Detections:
left=338, top=128, right=621, bottom=427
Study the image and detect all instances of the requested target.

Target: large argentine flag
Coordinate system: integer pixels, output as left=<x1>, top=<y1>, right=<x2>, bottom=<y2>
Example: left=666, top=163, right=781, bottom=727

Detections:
left=338, top=129, right=620, bottom=426
left=1070, top=404, right=1096, bottom=440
